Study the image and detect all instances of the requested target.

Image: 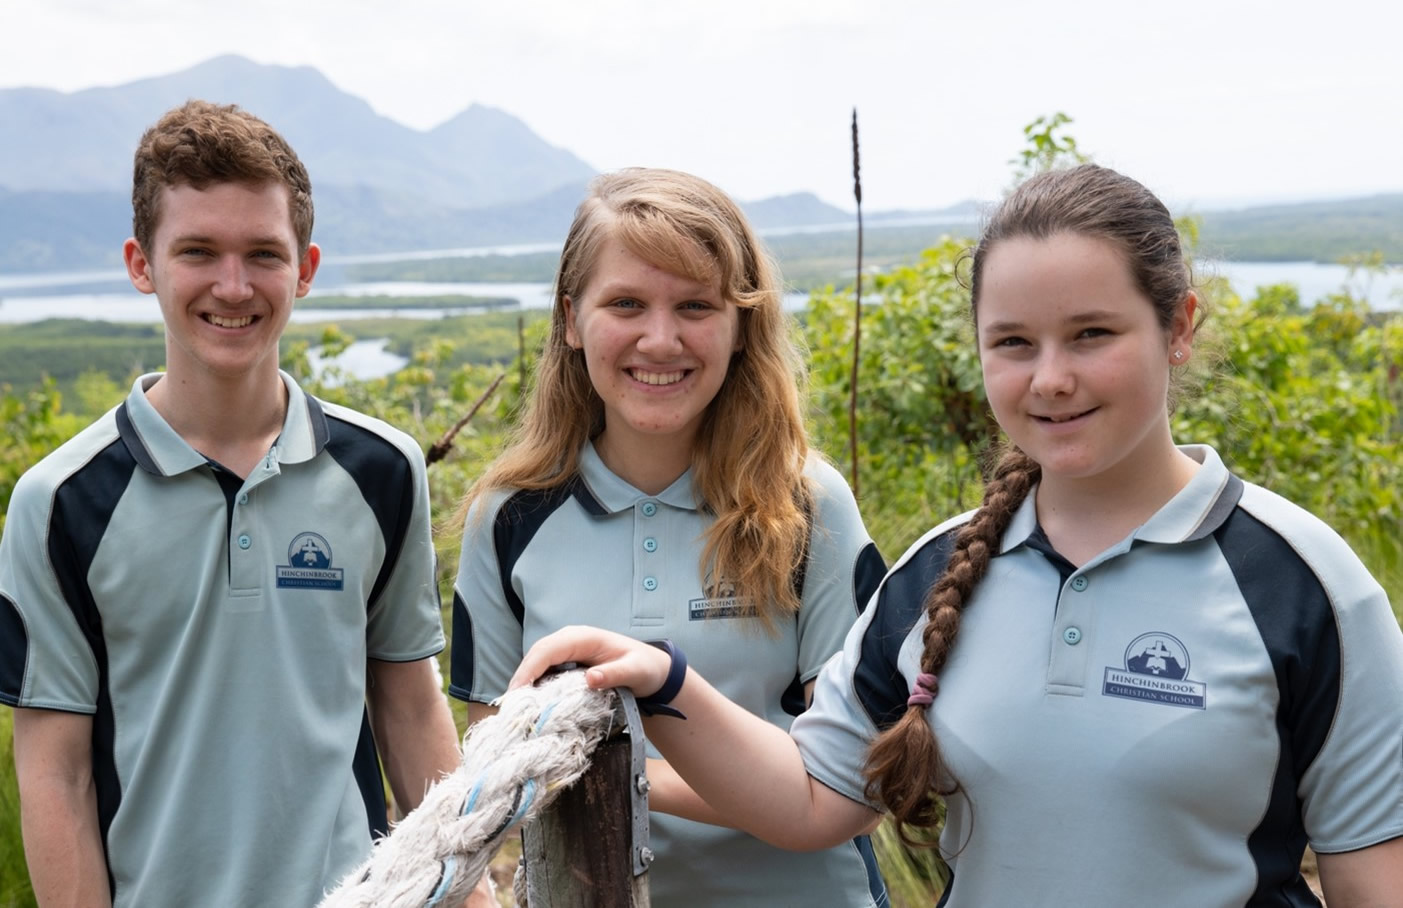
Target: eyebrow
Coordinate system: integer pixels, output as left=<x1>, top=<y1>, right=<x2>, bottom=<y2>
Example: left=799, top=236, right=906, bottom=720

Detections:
left=592, top=279, right=717, bottom=299
left=167, top=233, right=293, bottom=250
left=981, top=309, right=1123, bottom=335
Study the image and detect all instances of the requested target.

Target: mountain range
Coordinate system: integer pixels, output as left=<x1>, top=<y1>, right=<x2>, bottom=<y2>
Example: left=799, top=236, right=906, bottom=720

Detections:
left=2, top=56, right=913, bottom=273
left=3, top=56, right=1400, bottom=275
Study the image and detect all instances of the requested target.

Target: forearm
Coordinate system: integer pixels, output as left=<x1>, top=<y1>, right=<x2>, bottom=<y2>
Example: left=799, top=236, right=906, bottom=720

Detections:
left=12, top=709, right=111, bottom=907
left=1317, top=836, right=1403, bottom=907
left=368, top=659, right=464, bottom=814
left=645, top=757, right=734, bottom=827
left=20, top=776, right=110, bottom=907
left=642, top=667, right=877, bottom=850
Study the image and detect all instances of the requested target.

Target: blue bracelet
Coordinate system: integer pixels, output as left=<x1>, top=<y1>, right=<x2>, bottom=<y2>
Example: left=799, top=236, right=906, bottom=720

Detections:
left=636, top=639, right=687, bottom=719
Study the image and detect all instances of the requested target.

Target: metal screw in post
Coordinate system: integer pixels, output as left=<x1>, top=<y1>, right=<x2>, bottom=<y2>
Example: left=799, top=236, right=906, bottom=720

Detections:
left=635, top=775, right=651, bottom=795
left=638, top=847, right=655, bottom=866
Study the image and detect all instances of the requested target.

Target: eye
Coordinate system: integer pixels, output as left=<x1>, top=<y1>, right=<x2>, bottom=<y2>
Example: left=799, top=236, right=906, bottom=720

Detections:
left=181, top=247, right=212, bottom=257
left=680, top=299, right=715, bottom=313
left=1076, top=327, right=1112, bottom=340
left=992, top=335, right=1030, bottom=348
left=609, top=297, right=642, bottom=310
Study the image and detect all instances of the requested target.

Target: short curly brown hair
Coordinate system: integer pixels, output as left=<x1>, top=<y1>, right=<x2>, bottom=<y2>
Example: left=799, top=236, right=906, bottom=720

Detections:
left=131, top=99, right=314, bottom=254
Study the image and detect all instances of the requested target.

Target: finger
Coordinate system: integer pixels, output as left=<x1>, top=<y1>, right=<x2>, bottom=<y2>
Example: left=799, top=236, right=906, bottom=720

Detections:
left=507, top=625, right=628, bottom=690
left=508, top=626, right=668, bottom=695
left=580, top=646, right=670, bottom=696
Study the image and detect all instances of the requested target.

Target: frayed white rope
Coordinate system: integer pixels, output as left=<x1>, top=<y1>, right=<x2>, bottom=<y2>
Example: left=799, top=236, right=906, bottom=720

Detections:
left=318, top=671, right=617, bottom=908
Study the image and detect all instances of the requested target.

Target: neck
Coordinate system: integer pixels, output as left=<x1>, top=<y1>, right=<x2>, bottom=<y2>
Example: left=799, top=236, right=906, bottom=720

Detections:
left=1035, top=439, right=1200, bottom=565
left=145, top=366, right=289, bottom=477
left=593, top=430, right=692, bottom=496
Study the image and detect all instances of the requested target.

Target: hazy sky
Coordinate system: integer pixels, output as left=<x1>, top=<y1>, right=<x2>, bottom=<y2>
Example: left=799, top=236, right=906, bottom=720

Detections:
left=3, top=0, right=1400, bottom=212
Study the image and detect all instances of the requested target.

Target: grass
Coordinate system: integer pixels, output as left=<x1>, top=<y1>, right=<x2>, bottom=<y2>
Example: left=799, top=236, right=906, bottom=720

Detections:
left=1358, top=534, right=1403, bottom=623
left=0, top=709, right=34, bottom=908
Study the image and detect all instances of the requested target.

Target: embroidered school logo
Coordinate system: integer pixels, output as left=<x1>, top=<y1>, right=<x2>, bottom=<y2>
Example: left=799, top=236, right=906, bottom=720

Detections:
left=689, top=577, right=755, bottom=620
left=275, top=532, right=345, bottom=590
left=1102, top=632, right=1207, bottom=709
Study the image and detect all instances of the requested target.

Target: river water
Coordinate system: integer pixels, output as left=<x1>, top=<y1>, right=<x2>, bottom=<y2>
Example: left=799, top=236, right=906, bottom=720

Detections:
left=2, top=257, right=1398, bottom=380
left=1, top=259, right=1399, bottom=325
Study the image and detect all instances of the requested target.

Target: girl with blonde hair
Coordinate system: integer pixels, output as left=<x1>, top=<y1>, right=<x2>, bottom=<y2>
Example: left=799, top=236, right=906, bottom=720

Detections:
left=451, top=167, right=888, bottom=907
left=506, top=164, right=1403, bottom=906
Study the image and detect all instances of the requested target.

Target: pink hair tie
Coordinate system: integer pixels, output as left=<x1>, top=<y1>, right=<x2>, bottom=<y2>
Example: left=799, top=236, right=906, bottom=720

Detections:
left=907, top=672, right=939, bottom=708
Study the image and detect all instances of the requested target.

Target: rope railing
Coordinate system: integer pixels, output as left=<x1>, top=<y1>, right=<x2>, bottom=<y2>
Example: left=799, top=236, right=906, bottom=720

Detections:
left=318, top=671, right=621, bottom=908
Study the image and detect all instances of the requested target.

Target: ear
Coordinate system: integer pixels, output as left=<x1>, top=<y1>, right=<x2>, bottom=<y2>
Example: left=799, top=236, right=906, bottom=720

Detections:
left=123, top=238, right=156, bottom=295
left=1168, top=291, right=1197, bottom=364
left=562, top=295, right=582, bottom=349
left=295, top=243, right=321, bottom=298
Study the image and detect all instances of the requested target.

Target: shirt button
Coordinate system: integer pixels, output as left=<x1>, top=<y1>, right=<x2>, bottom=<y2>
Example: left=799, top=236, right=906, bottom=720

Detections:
left=643, top=537, right=658, bottom=553
left=237, top=492, right=249, bottom=505
left=237, top=534, right=251, bottom=550
left=640, top=501, right=658, bottom=517
left=642, top=576, right=658, bottom=591
left=1071, top=576, right=1089, bottom=592
left=1062, top=626, right=1083, bottom=645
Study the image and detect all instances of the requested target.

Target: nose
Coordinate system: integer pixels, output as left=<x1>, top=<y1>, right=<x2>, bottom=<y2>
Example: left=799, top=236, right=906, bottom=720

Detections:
left=636, top=308, right=683, bottom=358
left=211, top=254, right=254, bottom=303
left=1029, top=348, right=1075, bottom=398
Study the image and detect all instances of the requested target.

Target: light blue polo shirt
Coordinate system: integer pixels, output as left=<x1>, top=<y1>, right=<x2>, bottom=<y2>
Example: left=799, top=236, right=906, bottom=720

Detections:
left=794, top=445, right=1403, bottom=907
left=0, top=372, right=445, bottom=908
left=452, top=443, right=889, bottom=907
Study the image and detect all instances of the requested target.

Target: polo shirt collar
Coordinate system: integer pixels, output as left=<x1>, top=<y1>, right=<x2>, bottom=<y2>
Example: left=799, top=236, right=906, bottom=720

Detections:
left=1134, top=445, right=1243, bottom=543
left=116, top=370, right=329, bottom=476
left=574, top=441, right=700, bottom=514
left=999, top=444, right=1243, bottom=556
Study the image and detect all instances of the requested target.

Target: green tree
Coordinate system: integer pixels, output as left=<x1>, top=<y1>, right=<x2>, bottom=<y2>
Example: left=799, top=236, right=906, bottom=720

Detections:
left=805, top=238, right=990, bottom=553
left=0, top=381, right=87, bottom=534
left=1008, top=112, right=1090, bottom=185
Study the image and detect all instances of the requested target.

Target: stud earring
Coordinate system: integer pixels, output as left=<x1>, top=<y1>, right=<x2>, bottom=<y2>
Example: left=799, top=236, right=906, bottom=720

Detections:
left=1172, top=350, right=1184, bottom=361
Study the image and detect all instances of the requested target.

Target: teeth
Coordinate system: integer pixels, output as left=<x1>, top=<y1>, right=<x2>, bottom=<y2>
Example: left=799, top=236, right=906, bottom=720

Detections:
left=631, top=369, right=685, bottom=386
left=207, top=314, right=254, bottom=329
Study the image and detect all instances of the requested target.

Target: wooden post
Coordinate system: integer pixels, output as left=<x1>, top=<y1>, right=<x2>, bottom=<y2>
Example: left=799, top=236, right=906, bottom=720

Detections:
left=522, top=708, right=650, bottom=906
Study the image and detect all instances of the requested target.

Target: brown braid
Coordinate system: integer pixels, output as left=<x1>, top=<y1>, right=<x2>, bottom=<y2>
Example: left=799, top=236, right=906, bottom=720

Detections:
left=861, top=448, right=1040, bottom=844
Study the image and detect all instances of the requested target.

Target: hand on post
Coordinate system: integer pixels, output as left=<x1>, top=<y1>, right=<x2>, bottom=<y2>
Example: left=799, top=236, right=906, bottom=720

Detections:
left=508, top=626, right=672, bottom=698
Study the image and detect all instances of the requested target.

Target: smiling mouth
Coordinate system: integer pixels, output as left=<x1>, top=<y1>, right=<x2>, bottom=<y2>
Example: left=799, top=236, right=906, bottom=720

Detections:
left=630, top=368, right=687, bottom=386
left=205, top=314, right=255, bottom=329
left=1036, top=408, right=1096, bottom=423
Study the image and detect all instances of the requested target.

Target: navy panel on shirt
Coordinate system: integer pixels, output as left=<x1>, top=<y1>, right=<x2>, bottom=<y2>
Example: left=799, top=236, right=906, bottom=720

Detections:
left=324, top=416, right=417, bottom=613
left=853, top=542, right=887, bottom=613
left=0, top=593, right=27, bottom=704
left=1216, top=507, right=1342, bottom=905
left=856, top=530, right=957, bottom=731
left=449, top=590, right=477, bottom=700
left=493, top=484, right=581, bottom=624
left=49, top=437, right=138, bottom=891
left=352, top=708, right=389, bottom=838
left=448, top=484, right=577, bottom=697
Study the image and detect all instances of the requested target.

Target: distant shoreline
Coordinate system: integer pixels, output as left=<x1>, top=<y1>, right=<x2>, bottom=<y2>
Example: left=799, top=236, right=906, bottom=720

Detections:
left=297, top=293, right=517, bottom=311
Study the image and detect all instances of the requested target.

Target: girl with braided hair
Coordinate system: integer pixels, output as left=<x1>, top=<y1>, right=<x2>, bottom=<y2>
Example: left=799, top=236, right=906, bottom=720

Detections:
left=508, top=164, right=1403, bottom=906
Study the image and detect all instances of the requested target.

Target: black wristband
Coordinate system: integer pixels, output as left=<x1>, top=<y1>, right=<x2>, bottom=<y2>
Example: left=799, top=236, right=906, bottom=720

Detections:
left=635, top=639, right=687, bottom=719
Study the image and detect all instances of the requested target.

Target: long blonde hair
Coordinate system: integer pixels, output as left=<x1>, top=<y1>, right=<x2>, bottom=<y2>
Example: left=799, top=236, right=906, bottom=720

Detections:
left=460, top=168, right=812, bottom=627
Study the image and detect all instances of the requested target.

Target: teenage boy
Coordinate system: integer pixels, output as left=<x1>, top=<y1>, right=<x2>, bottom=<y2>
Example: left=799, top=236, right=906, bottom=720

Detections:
left=0, top=100, right=466, bottom=907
